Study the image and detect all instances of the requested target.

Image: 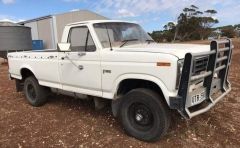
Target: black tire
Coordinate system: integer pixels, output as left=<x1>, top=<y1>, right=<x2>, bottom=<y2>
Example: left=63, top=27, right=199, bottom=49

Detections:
left=24, top=76, right=48, bottom=107
left=119, top=88, right=170, bottom=142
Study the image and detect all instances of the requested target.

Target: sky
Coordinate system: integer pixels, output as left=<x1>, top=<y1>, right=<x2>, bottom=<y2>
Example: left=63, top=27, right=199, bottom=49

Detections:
left=0, top=0, right=240, bottom=32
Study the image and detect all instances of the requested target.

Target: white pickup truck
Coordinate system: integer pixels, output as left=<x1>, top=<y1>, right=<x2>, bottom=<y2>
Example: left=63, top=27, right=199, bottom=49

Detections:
left=8, top=20, right=233, bottom=141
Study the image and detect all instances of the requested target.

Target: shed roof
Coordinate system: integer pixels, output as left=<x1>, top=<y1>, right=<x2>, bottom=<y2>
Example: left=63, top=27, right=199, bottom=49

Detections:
left=18, top=15, right=52, bottom=25
left=18, top=10, right=108, bottom=25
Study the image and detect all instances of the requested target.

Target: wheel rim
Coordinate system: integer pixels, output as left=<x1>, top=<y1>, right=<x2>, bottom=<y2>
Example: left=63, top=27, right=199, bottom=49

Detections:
left=128, top=102, right=154, bottom=131
left=27, top=84, right=36, bottom=100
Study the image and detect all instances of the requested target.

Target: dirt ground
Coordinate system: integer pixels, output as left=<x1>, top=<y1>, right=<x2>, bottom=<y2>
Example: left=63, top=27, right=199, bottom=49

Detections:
left=0, top=39, right=240, bottom=148
left=0, top=58, right=4, bottom=63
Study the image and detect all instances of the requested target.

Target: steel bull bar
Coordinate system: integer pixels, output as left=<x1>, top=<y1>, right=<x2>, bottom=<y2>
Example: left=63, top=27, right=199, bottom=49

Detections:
left=170, top=39, right=233, bottom=119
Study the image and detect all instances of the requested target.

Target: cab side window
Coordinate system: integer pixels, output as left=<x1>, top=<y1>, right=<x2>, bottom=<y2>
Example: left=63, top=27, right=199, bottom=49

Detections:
left=68, top=26, right=96, bottom=52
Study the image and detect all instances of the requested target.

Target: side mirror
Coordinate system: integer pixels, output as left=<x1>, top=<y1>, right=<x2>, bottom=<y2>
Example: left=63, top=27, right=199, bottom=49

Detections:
left=57, top=43, right=71, bottom=52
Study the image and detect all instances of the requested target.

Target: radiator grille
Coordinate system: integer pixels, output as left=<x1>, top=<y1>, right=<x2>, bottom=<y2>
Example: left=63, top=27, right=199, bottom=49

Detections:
left=193, top=56, right=209, bottom=75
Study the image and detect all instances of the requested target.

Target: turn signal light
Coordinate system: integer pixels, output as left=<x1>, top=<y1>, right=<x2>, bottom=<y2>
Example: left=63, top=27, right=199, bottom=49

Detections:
left=157, top=62, right=171, bottom=67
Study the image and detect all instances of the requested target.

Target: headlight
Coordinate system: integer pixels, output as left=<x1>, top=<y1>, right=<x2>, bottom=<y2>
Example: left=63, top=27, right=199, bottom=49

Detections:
left=178, top=59, right=184, bottom=73
left=176, top=59, right=184, bottom=89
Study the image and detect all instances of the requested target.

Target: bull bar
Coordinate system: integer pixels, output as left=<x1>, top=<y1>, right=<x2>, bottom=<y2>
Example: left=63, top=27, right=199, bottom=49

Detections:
left=170, top=39, right=233, bottom=119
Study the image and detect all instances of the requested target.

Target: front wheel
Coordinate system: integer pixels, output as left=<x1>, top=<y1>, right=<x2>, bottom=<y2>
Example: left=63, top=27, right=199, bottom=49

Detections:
left=119, top=88, right=170, bottom=142
left=24, top=76, right=49, bottom=107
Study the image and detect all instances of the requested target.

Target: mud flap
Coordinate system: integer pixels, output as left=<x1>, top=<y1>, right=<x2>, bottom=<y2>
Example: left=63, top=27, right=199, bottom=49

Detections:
left=15, top=79, right=23, bottom=92
left=94, top=97, right=109, bottom=110
left=111, top=97, right=123, bottom=117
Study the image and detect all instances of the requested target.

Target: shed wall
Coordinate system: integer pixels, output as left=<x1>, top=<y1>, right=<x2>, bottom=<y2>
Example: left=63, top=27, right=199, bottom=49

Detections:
left=55, top=10, right=108, bottom=42
left=37, top=18, right=54, bottom=49
left=24, top=22, right=39, bottom=40
left=19, top=10, right=108, bottom=49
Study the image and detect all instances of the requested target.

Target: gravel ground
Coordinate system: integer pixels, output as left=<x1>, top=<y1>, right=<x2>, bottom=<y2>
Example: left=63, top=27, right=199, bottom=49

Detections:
left=0, top=39, right=240, bottom=148
left=0, top=58, right=4, bottom=63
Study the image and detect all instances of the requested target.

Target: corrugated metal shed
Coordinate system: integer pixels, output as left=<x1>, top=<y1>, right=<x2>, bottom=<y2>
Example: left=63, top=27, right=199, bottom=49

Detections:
left=19, top=10, right=109, bottom=49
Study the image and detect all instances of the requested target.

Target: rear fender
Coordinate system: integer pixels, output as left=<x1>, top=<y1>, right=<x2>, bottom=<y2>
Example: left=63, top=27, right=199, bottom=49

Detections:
left=19, top=65, right=36, bottom=80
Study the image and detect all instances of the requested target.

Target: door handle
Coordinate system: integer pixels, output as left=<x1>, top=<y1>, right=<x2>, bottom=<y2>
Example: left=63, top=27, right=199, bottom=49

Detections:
left=48, top=56, right=54, bottom=59
left=78, top=65, right=84, bottom=70
left=78, top=52, right=86, bottom=57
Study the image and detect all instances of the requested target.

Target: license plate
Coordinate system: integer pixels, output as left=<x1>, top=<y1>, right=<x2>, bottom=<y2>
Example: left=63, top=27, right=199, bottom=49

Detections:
left=191, top=91, right=206, bottom=106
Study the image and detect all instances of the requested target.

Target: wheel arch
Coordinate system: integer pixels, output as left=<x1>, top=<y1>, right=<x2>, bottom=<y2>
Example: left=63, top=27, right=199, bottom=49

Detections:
left=111, top=73, right=173, bottom=118
left=113, top=74, right=171, bottom=104
left=20, top=66, right=37, bottom=81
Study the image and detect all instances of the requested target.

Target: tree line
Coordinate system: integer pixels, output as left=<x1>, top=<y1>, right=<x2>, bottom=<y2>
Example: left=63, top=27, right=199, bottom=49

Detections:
left=149, top=5, right=238, bottom=42
left=214, top=24, right=240, bottom=38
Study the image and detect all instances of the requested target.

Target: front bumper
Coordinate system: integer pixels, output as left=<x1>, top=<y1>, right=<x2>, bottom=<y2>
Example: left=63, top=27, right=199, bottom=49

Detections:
left=170, top=39, right=233, bottom=119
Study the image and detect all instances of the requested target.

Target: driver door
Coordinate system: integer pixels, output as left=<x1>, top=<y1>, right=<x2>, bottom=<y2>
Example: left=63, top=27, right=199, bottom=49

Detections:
left=58, top=25, right=102, bottom=97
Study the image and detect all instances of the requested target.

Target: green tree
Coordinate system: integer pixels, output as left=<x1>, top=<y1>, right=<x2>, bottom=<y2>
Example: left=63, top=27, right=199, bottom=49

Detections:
left=198, top=10, right=219, bottom=40
left=176, top=5, right=218, bottom=41
left=222, top=28, right=236, bottom=38
left=149, top=5, right=219, bottom=42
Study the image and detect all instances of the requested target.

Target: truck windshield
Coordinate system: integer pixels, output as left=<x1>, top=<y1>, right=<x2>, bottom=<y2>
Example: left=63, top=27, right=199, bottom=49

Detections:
left=93, top=22, right=154, bottom=48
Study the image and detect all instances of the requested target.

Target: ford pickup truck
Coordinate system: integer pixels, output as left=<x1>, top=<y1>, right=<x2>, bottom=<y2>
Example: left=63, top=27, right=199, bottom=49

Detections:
left=8, top=20, right=233, bottom=142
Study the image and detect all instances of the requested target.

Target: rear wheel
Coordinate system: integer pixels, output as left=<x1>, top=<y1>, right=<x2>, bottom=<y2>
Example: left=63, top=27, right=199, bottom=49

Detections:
left=24, top=76, right=48, bottom=107
left=119, top=88, right=170, bottom=142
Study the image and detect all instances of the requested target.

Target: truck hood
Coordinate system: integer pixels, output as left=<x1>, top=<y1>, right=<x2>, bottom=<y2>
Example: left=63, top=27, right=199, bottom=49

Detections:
left=115, top=43, right=210, bottom=59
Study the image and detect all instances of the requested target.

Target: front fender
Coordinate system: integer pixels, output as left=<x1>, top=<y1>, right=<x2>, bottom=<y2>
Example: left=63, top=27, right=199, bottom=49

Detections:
left=112, top=73, right=177, bottom=105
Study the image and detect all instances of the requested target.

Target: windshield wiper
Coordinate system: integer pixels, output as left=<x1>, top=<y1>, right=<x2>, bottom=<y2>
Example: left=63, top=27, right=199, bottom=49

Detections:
left=120, top=39, right=139, bottom=48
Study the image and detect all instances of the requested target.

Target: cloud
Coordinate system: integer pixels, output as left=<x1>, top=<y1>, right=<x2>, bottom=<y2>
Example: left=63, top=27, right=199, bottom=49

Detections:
left=0, top=18, right=15, bottom=22
left=216, top=3, right=240, bottom=25
left=117, top=9, right=136, bottom=18
left=1, top=0, right=15, bottom=4
left=70, top=9, right=80, bottom=12
left=0, top=14, right=24, bottom=23
left=95, top=0, right=190, bottom=16
left=61, top=0, right=240, bottom=26
left=1, top=0, right=239, bottom=31
left=93, top=0, right=240, bottom=27
left=95, top=0, right=237, bottom=16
